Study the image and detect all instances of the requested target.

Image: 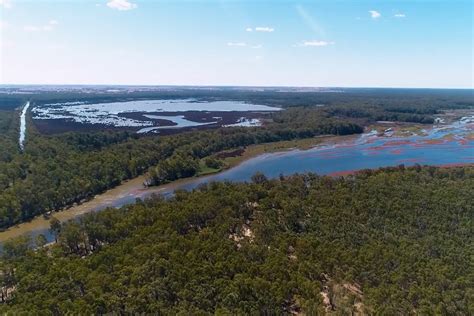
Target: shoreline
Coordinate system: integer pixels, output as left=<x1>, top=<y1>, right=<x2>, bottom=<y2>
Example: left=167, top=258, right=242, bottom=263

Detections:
left=327, top=162, right=474, bottom=177
left=2, top=160, right=472, bottom=244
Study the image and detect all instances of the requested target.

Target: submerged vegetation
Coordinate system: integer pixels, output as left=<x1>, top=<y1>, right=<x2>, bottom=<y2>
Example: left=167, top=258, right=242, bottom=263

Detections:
left=1, top=166, right=473, bottom=314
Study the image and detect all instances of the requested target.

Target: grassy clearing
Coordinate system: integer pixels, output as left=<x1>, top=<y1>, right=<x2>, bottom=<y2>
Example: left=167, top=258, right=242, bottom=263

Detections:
left=196, top=161, right=222, bottom=176
left=393, top=125, right=427, bottom=136
left=221, top=136, right=328, bottom=168
left=369, top=123, right=427, bottom=137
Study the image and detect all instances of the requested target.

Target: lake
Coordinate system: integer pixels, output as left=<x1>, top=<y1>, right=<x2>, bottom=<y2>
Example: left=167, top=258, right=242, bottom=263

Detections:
left=32, top=99, right=280, bottom=130
left=137, top=114, right=219, bottom=133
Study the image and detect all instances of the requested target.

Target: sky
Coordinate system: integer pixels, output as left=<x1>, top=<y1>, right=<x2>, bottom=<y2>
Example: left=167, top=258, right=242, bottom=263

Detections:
left=0, top=0, right=473, bottom=88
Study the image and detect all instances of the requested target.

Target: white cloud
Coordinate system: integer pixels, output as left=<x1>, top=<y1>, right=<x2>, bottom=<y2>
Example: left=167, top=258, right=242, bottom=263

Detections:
left=369, top=10, right=381, bottom=19
left=23, top=20, right=59, bottom=32
left=227, top=42, right=247, bottom=47
left=297, top=40, right=335, bottom=47
left=106, top=0, right=137, bottom=11
left=255, top=26, right=274, bottom=32
left=0, top=20, right=9, bottom=30
left=394, top=13, right=406, bottom=18
left=0, top=0, right=12, bottom=9
left=23, top=26, right=40, bottom=32
left=251, top=44, right=263, bottom=49
left=246, top=26, right=275, bottom=32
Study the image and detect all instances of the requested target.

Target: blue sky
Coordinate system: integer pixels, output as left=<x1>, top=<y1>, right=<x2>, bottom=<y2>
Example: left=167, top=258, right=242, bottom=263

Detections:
left=1, top=0, right=472, bottom=88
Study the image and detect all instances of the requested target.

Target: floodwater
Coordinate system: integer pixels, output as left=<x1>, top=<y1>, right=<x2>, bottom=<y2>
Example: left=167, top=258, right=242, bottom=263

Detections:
left=19, top=101, right=31, bottom=151
left=223, top=117, right=262, bottom=127
left=1, top=115, right=473, bottom=245
left=137, top=115, right=218, bottom=133
left=196, top=117, right=473, bottom=182
left=32, top=99, right=280, bottom=128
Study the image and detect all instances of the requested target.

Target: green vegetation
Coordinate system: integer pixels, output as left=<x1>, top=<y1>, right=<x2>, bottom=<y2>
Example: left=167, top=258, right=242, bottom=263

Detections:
left=1, top=166, right=472, bottom=314
left=0, top=89, right=472, bottom=230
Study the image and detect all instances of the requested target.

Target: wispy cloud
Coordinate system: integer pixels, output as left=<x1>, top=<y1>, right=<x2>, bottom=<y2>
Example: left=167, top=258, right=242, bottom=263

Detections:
left=369, top=10, right=381, bottom=19
left=227, top=42, right=247, bottom=47
left=23, top=26, right=41, bottom=32
left=295, top=5, right=325, bottom=37
left=23, top=20, right=59, bottom=32
left=228, top=42, right=262, bottom=49
left=296, top=40, right=335, bottom=47
left=246, top=26, right=274, bottom=32
left=0, top=0, right=12, bottom=9
left=106, top=0, right=137, bottom=11
left=394, top=13, right=406, bottom=18
left=255, top=26, right=274, bottom=32
left=0, top=20, right=9, bottom=30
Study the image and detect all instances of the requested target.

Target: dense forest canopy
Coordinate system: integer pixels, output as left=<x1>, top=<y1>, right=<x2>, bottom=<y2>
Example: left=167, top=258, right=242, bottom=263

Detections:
left=0, top=88, right=472, bottom=229
left=1, top=87, right=473, bottom=109
left=1, top=166, right=473, bottom=314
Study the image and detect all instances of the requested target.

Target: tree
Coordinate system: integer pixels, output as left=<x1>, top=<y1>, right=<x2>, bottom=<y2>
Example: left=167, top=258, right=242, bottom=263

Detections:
left=251, top=172, right=268, bottom=184
left=35, top=234, right=48, bottom=248
left=204, top=157, right=222, bottom=169
left=49, top=217, right=61, bottom=243
left=2, top=235, right=31, bottom=259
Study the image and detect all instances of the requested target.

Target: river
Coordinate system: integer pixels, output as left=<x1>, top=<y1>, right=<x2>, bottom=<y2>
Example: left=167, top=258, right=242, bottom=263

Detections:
left=1, top=114, right=473, bottom=245
left=19, top=101, right=31, bottom=151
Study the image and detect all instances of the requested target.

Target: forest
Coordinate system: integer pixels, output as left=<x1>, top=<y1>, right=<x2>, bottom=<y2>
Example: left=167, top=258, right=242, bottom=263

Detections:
left=1, top=166, right=473, bottom=314
left=0, top=88, right=472, bottom=229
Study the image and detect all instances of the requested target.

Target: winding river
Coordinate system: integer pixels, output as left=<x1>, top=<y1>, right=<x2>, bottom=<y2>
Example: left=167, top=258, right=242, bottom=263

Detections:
left=1, top=114, right=473, bottom=245
left=19, top=101, right=31, bottom=151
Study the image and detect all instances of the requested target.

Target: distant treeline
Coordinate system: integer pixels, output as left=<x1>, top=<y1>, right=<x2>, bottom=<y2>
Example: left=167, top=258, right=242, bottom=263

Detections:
left=0, top=97, right=27, bottom=110
left=1, top=87, right=473, bottom=109
left=1, top=166, right=473, bottom=314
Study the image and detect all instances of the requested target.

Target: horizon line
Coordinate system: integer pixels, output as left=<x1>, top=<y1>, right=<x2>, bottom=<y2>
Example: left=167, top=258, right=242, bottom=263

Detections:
left=0, top=83, right=473, bottom=90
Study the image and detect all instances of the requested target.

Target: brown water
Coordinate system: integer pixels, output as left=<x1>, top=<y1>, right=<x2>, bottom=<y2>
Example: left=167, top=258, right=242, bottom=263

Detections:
left=0, top=176, right=197, bottom=243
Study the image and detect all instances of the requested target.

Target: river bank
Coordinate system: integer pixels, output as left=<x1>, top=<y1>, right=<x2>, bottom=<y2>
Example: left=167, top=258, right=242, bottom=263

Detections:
left=1, top=111, right=472, bottom=244
left=0, top=135, right=342, bottom=243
